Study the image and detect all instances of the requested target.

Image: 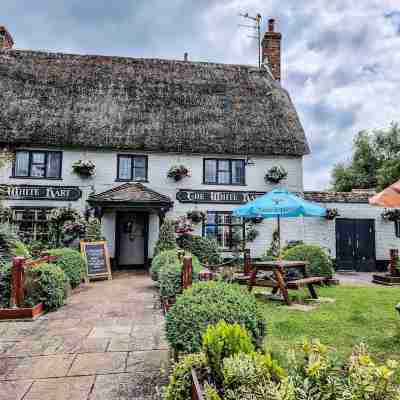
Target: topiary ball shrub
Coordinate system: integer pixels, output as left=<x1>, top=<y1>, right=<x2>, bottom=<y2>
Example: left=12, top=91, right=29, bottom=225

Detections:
left=0, top=262, right=11, bottom=308
left=281, top=244, right=334, bottom=278
left=26, top=263, right=68, bottom=310
left=165, top=281, right=267, bottom=354
left=150, top=248, right=180, bottom=282
left=159, top=254, right=202, bottom=299
left=177, top=235, right=222, bottom=266
left=46, top=248, right=87, bottom=289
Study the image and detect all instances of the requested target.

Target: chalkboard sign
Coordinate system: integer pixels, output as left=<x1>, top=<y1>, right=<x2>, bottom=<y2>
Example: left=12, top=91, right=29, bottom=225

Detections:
left=80, top=241, right=112, bottom=281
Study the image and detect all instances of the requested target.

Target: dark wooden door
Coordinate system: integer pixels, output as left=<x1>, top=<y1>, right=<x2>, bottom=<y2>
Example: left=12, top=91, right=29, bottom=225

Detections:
left=336, top=219, right=376, bottom=272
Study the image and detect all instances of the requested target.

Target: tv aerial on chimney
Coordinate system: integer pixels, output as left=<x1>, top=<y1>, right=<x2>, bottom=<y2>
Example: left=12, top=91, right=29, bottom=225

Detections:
left=239, top=12, right=262, bottom=69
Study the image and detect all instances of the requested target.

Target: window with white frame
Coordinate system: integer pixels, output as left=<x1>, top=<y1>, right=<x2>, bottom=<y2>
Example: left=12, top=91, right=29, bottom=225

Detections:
left=203, top=159, right=245, bottom=185
left=11, top=208, right=53, bottom=243
left=203, top=211, right=244, bottom=250
left=117, top=155, right=148, bottom=181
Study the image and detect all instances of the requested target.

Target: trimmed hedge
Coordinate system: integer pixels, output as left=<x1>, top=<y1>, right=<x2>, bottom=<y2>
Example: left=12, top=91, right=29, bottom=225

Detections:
left=158, top=253, right=202, bottom=298
left=281, top=243, right=334, bottom=278
left=0, top=262, right=11, bottom=308
left=26, top=263, right=68, bottom=310
left=165, top=281, right=267, bottom=354
left=154, top=219, right=177, bottom=256
left=150, top=249, right=180, bottom=282
left=46, top=248, right=87, bottom=288
left=177, top=235, right=222, bottom=266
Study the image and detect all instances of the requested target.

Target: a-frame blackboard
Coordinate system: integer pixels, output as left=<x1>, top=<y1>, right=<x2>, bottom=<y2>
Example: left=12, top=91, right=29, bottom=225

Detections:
left=80, top=241, right=112, bottom=281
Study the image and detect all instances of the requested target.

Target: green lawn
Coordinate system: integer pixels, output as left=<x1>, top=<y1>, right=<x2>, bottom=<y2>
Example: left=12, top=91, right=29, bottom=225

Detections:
left=258, top=285, right=400, bottom=362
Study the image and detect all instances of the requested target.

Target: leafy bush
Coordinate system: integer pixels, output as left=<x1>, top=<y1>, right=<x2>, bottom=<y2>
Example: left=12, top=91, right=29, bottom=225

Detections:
left=154, top=218, right=177, bottom=256
left=0, top=262, right=11, bottom=308
left=26, top=263, right=68, bottom=310
left=177, top=235, right=222, bottom=266
left=0, top=223, right=31, bottom=259
left=164, top=353, right=207, bottom=400
left=281, top=243, right=334, bottom=277
left=46, top=248, right=86, bottom=289
left=202, top=321, right=255, bottom=383
left=159, top=254, right=202, bottom=299
left=150, top=249, right=180, bottom=281
left=165, top=281, right=267, bottom=354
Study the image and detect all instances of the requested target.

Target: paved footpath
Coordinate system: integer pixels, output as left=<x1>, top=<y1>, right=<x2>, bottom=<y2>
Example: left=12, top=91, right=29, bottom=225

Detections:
left=0, top=271, right=170, bottom=400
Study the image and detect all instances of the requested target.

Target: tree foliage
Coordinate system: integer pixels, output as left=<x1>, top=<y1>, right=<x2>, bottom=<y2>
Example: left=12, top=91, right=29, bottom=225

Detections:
left=331, top=123, right=400, bottom=191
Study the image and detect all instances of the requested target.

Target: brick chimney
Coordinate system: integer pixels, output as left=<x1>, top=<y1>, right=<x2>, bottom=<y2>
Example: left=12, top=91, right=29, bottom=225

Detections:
left=0, top=26, right=14, bottom=50
left=261, top=19, right=282, bottom=81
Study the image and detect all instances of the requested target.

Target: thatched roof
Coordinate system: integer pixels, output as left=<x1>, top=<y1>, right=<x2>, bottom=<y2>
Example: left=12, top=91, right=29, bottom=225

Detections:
left=0, top=49, right=309, bottom=156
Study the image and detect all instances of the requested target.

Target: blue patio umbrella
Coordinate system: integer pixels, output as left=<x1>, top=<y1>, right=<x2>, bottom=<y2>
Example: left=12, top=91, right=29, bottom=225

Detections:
left=233, top=188, right=327, bottom=250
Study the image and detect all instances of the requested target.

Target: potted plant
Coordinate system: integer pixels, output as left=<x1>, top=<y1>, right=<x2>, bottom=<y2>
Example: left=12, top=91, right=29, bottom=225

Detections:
left=265, top=165, right=288, bottom=184
left=381, top=209, right=400, bottom=222
left=325, top=208, right=339, bottom=220
left=72, top=160, right=96, bottom=178
left=187, top=210, right=206, bottom=224
left=167, top=165, right=191, bottom=181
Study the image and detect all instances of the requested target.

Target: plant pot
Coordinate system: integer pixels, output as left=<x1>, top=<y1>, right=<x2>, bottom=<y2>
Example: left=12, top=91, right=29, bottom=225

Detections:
left=0, top=303, right=44, bottom=320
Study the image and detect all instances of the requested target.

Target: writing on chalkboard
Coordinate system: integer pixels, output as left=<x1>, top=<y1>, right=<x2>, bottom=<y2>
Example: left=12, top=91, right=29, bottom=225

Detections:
left=80, top=241, right=112, bottom=281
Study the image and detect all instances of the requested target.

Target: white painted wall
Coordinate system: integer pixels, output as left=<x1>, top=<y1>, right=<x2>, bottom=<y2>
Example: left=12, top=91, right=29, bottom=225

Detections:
left=0, top=147, right=303, bottom=258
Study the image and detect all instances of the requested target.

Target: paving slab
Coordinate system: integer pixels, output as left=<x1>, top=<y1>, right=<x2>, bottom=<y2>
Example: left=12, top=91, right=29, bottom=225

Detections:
left=0, top=380, right=33, bottom=400
left=24, top=376, right=95, bottom=400
left=126, top=350, right=170, bottom=374
left=68, top=352, right=128, bottom=376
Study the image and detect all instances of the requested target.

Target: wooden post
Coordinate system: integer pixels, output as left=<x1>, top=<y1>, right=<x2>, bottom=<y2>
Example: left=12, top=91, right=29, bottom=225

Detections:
left=182, top=256, right=193, bottom=290
left=244, top=248, right=251, bottom=276
left=10, top=257, right=25, bottom=308
left=274, top=264, right=291, bottom=306
left=389, top=249, right=399, bottom=276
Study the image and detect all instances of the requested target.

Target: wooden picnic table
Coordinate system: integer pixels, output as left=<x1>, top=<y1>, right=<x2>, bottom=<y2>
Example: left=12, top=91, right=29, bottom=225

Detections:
left=245, top=260, right=325, bottom=306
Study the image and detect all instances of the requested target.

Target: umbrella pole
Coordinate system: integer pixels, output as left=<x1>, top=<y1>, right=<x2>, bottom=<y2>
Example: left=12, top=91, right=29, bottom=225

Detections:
left=277, top=215, right=281, bottom=256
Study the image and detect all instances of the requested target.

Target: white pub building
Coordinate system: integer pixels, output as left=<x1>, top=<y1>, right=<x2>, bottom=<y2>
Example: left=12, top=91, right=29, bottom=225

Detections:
left=1, top=23, right=399, bottom=272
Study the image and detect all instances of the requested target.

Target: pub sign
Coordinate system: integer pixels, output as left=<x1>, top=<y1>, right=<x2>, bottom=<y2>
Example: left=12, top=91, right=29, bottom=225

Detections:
left=1, top=185, right=82, bottom=201
left=176, top=189, right=265, bottom=204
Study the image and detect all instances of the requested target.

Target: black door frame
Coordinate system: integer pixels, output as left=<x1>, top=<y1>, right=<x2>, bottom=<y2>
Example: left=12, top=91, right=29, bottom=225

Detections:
left=115, top=211, right=149, bottom=270
left=335, top=218, right=376, bottom=272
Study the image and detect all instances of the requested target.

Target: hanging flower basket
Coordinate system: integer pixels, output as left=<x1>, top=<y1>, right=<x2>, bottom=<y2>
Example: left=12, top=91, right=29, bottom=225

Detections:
left=175, top=216, right=194, bottom=236
left=187, top=210, right=206, bottom=224
left=325, top=208, right=340, bottom=220
left=265, top=165, right=288, bottom=184
left=245, top=216, right=263, bottom=224
left=72, top=160, right=96, bottom=177
left=246, top=224, right=259, bottom=242
left=167, top=165, right=191, bottom=182
left=49, top=207, right=81, bottom=225
left=381, top=209, right=400, bottom=222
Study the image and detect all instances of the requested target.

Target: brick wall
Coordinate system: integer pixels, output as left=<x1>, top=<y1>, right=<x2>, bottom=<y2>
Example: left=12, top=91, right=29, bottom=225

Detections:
left=262, top=19, right=282, bottom=81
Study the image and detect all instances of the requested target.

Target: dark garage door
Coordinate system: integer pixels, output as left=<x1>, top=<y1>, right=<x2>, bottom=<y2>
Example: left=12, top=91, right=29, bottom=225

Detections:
left=336, top=219, right=376, bottom=272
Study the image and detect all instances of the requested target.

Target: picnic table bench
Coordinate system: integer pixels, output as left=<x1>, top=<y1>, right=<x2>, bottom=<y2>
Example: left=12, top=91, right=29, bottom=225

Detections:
left=236, top=255, right=325, bottom=305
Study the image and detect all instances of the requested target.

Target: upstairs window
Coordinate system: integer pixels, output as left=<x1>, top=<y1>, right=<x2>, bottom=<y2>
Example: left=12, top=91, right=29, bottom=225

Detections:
left=13, top=150, right=62, bottom=179
left=203, top=159, right=245, bottom=185
left=395, top=221, right=400, bottom=238
left=117, top=155, right=148, bottom=181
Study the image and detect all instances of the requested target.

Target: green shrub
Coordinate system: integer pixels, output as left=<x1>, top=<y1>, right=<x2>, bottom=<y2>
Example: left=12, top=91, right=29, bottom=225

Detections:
left=150, top=249, right=180, bottom=282
left=164, top=353, right=207, bottom=400
left=281, top=243, right=334, bottom=277
left=159, top=254, right=202, bottom=299
left=0, top=262, right=11, bottom=308
left=46, top=248, right=86, bottom=289
left=154, top=218, right=177, bottom=256
left=203, top=321, right=255, bottom=383
left=165, top=281, right=267, bottom=354
left=177, top=235, right=222, bottom=266
left=26, top=263, right=68, bottom=310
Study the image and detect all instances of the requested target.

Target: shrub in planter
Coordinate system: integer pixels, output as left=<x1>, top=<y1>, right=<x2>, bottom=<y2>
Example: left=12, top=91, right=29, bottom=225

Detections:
left=154, top=219, right=177, bottom=256
left=25, top=263, right=68, bottom=310
left=164, top=353, right=207, bottom=400
left=46, top=248, right=87, bottom=289
left=165, top=281, right=267, bottom=354
left=177, top=235, right=222, bottom=266
left=281, top=243, right=334, bottom=278
left=158, top=253, right=202, bottom=299
left=202, top=321, right=255, bottom=383
left=0, top=262, right=11, bottom=308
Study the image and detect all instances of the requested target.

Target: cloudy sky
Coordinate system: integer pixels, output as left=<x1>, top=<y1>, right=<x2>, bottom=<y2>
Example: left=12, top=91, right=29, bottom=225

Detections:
left=2, top=1, right=400, bottom=189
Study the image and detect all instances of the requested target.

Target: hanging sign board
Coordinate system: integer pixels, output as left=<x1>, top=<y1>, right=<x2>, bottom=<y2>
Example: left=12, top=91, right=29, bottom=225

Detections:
left=1, top=184, right=82, bottom=201
left=80, top=241, right=112, bottom=281
left=176, top=189, right=265, bottom=204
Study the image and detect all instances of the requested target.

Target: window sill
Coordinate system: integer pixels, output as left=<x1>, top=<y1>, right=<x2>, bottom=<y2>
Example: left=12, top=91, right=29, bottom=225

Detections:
left=9, top=176, right=63, bottom=181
